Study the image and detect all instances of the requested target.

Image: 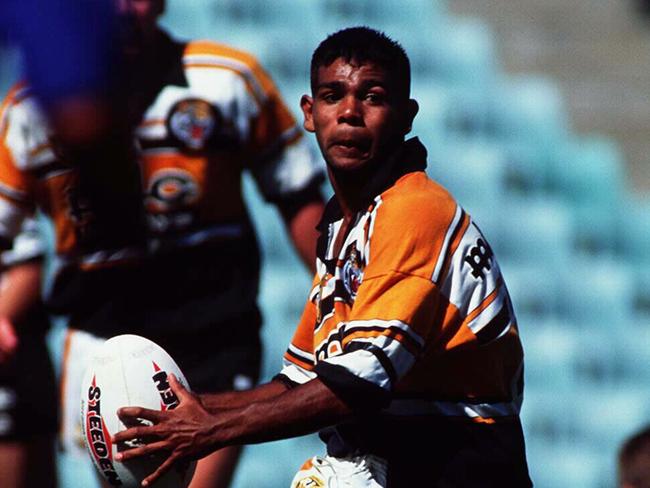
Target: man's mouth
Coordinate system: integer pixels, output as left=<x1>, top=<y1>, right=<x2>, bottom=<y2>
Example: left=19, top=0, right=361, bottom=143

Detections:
left=331, top=138, right=371, bottom=157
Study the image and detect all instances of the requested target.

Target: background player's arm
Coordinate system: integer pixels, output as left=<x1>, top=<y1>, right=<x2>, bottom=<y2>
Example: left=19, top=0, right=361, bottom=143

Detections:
left=0, top=260, right=42, bottom=362
left=276, top=186, right=325, bottom=272
left=114, top=376, right=352, bottom=486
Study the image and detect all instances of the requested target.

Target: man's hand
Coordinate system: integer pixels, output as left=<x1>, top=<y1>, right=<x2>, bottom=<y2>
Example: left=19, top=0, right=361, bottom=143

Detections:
left=0, top=317, right=18, bottom=363
left=113, top=374, right=219, bottom=487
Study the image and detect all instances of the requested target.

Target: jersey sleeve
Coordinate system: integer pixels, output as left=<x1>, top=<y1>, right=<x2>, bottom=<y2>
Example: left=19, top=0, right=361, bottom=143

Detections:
left=0, top=85, right=39, bottom=249
left=242, top=60, right=323, bottom=202
left=277, top=274, right=319, bottom=386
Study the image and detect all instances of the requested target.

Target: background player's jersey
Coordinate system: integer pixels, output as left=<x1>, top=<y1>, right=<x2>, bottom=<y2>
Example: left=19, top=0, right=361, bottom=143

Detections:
left=0, top=33, right=322, bottom=335
left=279, top=140, right=527, bottom=472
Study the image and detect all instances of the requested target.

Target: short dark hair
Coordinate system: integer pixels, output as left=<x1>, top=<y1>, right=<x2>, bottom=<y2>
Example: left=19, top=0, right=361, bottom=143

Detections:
left=619, top=425, right=650, bottom=488
left=310, top=27, right=411, bottom=99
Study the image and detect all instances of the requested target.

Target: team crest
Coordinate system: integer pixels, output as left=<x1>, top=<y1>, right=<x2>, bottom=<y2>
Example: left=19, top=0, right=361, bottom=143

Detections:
left=146, top=168, right=199, bottom=211
left=167, top=98, right=219, bottom=151
left=342, top=247, right=363, bottom=300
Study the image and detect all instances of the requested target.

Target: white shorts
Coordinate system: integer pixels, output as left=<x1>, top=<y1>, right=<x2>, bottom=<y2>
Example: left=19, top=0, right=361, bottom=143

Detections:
left=290, top=454, right=387, bottom=488
left=60, top=328, right=107, bottom=458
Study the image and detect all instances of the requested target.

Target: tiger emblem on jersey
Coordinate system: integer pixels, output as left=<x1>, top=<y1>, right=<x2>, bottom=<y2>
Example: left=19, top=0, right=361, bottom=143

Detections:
left=167, top=98, right=219, bottom=151
left=342, top=246, right=363, bottom=300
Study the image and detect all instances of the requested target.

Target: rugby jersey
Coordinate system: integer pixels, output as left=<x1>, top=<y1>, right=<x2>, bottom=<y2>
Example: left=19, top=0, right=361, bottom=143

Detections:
left=0, top=30, right=322, bottom=333
left=279, top=139, right=530, bottom=484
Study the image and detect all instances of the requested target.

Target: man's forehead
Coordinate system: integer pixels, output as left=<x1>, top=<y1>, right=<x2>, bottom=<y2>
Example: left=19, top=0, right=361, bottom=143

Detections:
left=316, top=58, right=391, bottom=86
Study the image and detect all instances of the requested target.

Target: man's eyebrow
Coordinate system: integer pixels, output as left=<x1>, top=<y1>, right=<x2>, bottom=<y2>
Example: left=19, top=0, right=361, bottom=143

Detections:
left=315, top=81, right=344, bottom=91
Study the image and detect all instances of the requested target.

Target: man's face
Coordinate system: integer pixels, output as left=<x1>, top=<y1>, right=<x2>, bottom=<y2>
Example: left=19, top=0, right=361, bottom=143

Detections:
left=115, top=0, right=163, bottom=56
left=301, top=58, right=416, bottom=173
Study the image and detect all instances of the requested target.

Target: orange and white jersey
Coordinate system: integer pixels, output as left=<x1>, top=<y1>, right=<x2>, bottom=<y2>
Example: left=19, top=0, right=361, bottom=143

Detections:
left=280, top=139, right=524, bottom=424
left=0, top=34, right=322, bottom=266
left=136, top=37, right=321, bottom=245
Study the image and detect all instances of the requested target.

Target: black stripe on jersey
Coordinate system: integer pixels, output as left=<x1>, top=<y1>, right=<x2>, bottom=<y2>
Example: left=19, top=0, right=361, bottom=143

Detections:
left=316, top=294, right=335, bottom=329
left=314, top=360, right=391, bottom=410
left=475, top=304, right=511, bottom=345
left=286, top=347, right=314, bottom=367
left=435, top=208, right=467, bottom=285
left=342, top=325, right=422, bottom=357
left=346, top=341, right=399, bottom=388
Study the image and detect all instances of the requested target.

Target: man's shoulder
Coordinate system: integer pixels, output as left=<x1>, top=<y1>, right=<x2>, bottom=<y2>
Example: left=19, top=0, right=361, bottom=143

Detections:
left=182, top=39, right=266, bottom=76
left=379, top=171, right=458, bottom=225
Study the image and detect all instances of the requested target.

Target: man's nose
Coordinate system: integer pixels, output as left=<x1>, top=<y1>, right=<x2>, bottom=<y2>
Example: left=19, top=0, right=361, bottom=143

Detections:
left=337, top=95, right=362, bottom=125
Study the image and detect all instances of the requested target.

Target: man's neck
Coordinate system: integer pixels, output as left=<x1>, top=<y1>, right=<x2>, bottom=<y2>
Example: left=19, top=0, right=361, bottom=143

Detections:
left=328, top=142, right=403, bottom=218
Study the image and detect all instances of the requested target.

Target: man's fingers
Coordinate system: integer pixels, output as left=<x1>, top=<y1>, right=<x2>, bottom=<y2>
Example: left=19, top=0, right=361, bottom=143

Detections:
left=115, top=439, right=169, bottom=462
left=117, top=406, right=163, bottom=423
left=168, top=374, right=190, bottom=402
left=140, top=452, right=181, bottom=487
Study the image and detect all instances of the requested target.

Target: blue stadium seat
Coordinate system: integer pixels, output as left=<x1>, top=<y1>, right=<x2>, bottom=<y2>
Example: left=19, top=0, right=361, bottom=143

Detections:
left=493, top=195, right=574, bottom=266
left=500, top=262, right=562, bottom=319
left=525, top=439, right=614, bottom=488
left=519, top=319, right=580, bottom=390
left=488, top=75, right=570, bottom=153
left=620, top=194, right=650, bottom=264
left=558, top=256, right=635, bottom=327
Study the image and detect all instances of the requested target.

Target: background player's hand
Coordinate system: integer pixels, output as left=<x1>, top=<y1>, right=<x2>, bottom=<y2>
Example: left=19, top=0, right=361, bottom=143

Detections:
left=0, top=317, right=18, bottom=363
left=113, top=374, right=219, bottom=487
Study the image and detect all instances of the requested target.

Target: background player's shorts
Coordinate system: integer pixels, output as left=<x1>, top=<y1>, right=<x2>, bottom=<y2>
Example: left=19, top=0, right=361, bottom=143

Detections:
left=290, top=455, right=388, bottom=488
left=0, top=331, right=58, bottom=441
left=60, top=315, right=262, bottom=456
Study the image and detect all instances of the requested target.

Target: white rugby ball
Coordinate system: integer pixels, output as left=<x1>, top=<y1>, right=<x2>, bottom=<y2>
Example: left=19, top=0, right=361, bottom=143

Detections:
left=80, top=334, right=196, bottom=488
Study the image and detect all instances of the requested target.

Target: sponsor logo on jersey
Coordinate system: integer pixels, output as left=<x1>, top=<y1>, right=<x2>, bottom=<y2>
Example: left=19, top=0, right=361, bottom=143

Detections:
left=85, top=376, right=122, bottom=486
left=146, top=168, right=199, bottom=211
left=152, top=362, right=180, bottom=411
left=342, top=247, right=363, bottom=300
left=167, top=98, right=219, bottom=151
left=464, top=237, right=494, bottom=280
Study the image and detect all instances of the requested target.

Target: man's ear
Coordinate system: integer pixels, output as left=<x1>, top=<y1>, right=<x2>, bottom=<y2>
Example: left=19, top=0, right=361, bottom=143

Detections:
left=403, top=98, right=419, bottom=135
left=300, top=95, right=315, bottom=133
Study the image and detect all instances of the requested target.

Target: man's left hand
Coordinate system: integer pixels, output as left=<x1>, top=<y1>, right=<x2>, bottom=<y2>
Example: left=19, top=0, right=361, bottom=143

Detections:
left=112, top=374, right=219, bottom=487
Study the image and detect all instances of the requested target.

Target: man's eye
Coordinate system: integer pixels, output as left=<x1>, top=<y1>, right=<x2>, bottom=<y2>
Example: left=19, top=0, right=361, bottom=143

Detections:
left=320, top=92, right=339, bottom=103
left=365, top=93, right=384, bottom=103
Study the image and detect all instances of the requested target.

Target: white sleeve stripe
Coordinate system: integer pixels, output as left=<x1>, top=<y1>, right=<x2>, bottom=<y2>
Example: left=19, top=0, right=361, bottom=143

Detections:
left=279, top=361, right=317, bottom=385
left=288, top=343, right=315, bottom=363
left=346, top=336, right=417, bottom=379
left=465, top=287, right=508, bottom=334
left=431, top=205, right=463, bottom=284
left=345, top=319, right=425, bottom=347
left=323, top=349, right=392, bottom=390
left=183, top=54, right=268, bottom=103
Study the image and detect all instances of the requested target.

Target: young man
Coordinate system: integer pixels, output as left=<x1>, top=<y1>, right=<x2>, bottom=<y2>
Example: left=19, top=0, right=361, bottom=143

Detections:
left=0, top=1, right=324, bottom=487
left=113, top=27, right=532, bottom=487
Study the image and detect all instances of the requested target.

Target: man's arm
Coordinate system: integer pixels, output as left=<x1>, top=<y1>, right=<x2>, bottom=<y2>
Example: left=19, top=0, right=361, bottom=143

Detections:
left=276, top=186, right=325, bottom=272
left=0, top=260, right=42, bottom=362
left=113, top=375, right=352, bottom=487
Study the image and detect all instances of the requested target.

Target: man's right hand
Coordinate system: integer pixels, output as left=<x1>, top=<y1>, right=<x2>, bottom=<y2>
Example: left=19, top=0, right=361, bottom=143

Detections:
left=0, top=317, right=18, bottom=363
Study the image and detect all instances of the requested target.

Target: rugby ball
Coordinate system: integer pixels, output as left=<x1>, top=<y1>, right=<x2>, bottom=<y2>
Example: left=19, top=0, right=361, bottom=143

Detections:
left=80, top=334, right=196, bottom=488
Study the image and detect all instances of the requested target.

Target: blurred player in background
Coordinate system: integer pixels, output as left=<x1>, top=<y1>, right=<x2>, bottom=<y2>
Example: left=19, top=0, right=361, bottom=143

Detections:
left=0, top=0, right=324, bottom=487
left=619, top=425, right=650, bottom=488
left=0, top=219, right=57, bottom=488
left=113, top=27, right=531, bottom=487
